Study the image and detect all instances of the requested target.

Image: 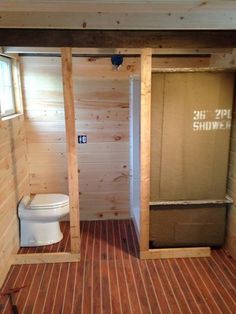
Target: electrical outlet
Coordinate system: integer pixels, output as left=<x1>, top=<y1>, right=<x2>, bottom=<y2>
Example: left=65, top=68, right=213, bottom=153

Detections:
left=78, top=135, right=87, bottom=144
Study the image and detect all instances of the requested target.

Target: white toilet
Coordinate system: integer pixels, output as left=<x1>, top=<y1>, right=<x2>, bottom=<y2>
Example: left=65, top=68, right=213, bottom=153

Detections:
left=18, top=193, right=70, bottom=247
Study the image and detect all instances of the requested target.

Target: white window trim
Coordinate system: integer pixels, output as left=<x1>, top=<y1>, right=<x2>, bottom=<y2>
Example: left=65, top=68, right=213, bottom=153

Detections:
left=0, top=54, right=18, bottom=119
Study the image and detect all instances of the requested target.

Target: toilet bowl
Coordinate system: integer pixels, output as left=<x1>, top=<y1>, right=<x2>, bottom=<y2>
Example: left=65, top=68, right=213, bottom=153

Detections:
left=18, top=193, right=69, bottom=247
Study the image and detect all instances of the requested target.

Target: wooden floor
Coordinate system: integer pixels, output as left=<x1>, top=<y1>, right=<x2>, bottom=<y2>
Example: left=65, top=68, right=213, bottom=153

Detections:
left=1, top=220, right=236, bottom=314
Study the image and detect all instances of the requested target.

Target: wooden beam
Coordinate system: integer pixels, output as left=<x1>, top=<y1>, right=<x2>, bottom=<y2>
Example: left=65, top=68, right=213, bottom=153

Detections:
left=140, top=247, right=211, bottom=260
left=61, top=47, right=80, bottom=254
left=14, top=252, right=80, bottom=264
left=140, top=48, right=152, bottom=252
left=3, top=47, right=233, bottom=55
left=0, top=30, right=236, bottom=48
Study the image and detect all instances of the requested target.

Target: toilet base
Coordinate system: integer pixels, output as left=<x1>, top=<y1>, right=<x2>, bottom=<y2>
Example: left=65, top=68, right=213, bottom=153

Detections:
left=20, top=220, right=63, bottom=247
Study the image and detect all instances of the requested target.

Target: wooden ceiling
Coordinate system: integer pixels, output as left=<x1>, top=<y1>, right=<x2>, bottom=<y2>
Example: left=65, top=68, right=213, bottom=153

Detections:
left=0, top=1, right=235, bottom=30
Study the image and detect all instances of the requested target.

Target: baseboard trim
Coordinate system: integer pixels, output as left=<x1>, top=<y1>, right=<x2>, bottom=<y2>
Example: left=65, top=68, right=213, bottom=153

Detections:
left=13, top=252, right=80, bottom=264
left=140, top=247, right=211, bottom=260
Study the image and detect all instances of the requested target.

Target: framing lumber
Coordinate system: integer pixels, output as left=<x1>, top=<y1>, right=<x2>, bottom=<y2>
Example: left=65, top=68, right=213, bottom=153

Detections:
left=140, top=247, right=211, bottom=260
left=0, top=257, right=14, bottom=288
left=61, top=47, right=80, bottom=254
left=140, top=48, right=152, bottom=252
left=3, top=47, right=233, bottom=55
left=0, top=30, right=236, bottom=48
left=14, top=253, right=80, bottom=264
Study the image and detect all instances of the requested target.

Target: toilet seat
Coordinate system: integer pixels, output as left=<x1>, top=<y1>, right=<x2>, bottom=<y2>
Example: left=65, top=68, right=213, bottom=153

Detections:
left=18, top=193, right=70, bottom=220
left=29, top=194, right=69, bottom=210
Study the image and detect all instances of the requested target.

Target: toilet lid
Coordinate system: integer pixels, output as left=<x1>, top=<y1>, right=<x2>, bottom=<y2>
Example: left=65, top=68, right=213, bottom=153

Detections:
left=30, top=194, right=69, bottom=209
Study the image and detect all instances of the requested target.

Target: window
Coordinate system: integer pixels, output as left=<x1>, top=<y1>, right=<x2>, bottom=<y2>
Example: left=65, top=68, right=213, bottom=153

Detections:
left=0, top=55, right=16, bottom=117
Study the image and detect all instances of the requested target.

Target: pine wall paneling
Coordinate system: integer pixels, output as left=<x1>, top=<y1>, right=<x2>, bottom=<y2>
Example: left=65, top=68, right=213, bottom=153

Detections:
left=21, top=53, right=236, bottom=258
left=21, top=55, right=211, bottom=221
left=21, top=56, right=140, bottom=220
left=0, top=115, right=29, bottom=287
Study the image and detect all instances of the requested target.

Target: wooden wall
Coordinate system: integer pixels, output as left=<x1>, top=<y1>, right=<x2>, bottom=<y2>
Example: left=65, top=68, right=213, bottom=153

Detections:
left=21, top=55, right=210, bottom=221
left=0, top=115, right=29, bottom=287
left=226, top=81, right=236, bottom=259
left=21, top=56, right=139, bottom=220
left=19, top=54, right=236, bottom=257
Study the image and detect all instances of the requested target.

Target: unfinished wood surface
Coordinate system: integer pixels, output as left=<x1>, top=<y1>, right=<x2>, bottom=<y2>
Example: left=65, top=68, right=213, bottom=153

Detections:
left=149, top=196, right=233, bottom=206
left=1, top=220, right=236, bottom=313
left=21, top=56, right=136, bottom=220
left=226, top=80, right=236, bottom=260
left=152, top=67, right=236, bottom=72
left=0, top=1, right=236, bottom=30
left=0, top=115, right=29, bottom=287
left=61, top=48, right=80, bottom=253
left=140, top=247, right=211, bottom=260
left=1, top=30, right=236, bottom=48
left=4, top=46, right=233, bottom=55
left=140, top=48, right=152, bottom=252
left=0, top=1, right=235, bottom=13
left=210, top=49, right=236, bottom=68
left=150, top=72, right=234, bottom=201
left=14, top=253, right=80, bottom=264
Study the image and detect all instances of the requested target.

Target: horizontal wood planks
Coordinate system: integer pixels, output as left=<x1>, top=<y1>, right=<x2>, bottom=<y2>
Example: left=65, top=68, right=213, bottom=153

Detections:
left=21, top=55, right=214, bottom=221
left=0, top=115, right=29, bottom=287
left=0, top=3, right=236, bottom=30
left=21, top=56, right=139, bottom=220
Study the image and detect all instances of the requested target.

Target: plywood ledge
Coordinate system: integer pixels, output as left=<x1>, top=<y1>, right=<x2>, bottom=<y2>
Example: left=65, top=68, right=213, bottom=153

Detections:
left=13, top=252, right=80, bottom=265
left=149, top=196, right=233, bottom=206
left=140, top=247, right=211, bottom=260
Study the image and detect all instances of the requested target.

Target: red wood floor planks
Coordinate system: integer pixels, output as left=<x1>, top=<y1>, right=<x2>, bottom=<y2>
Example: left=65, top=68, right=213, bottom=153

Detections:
left=1, top=220, right=236, bottom=314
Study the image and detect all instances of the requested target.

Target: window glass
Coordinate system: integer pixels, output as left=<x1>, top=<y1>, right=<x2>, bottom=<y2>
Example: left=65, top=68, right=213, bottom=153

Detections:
left=0, top=56, right=16, bottom=117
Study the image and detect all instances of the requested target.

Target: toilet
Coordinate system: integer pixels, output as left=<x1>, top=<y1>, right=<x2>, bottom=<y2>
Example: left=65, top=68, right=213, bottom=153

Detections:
left=18, top=193, right=70, bottom=247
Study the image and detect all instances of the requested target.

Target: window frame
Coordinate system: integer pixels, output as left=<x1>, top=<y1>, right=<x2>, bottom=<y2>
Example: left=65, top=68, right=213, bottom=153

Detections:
left=0, top=55, right=17, bottom=118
